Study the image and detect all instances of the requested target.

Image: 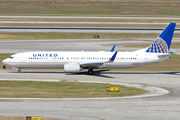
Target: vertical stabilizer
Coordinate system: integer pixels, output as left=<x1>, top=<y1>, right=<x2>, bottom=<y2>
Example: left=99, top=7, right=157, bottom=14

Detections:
left=146, top=23, right=176, bottom=53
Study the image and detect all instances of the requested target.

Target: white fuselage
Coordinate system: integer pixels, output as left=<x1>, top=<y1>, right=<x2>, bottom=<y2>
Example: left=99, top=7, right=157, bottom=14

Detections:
left=3, top=51, right=170, bottom=68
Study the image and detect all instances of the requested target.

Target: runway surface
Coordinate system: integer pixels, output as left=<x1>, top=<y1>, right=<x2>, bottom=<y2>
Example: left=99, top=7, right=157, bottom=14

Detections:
left=0, top=26, right=171, bottom=30
left=0, top=39, right=180, bottom=55
left=0, top=70, right=180, bottom=120
left=0, top=26, right=180, bottom=33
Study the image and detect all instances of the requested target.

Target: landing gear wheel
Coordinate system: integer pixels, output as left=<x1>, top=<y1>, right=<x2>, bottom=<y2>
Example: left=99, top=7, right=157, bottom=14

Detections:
left=3, top=65, right=6, bottom=69
left=17, top=69, right=21, bottom=73
left=88, top=69, right=93, bottom=75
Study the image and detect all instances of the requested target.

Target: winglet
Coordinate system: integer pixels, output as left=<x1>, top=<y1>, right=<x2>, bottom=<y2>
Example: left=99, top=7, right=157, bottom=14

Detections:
left=108, top=51, right=118, bottom=63
left=146, top=23, right=176, bottom=53
left=110, top=45, right=116, bottom=52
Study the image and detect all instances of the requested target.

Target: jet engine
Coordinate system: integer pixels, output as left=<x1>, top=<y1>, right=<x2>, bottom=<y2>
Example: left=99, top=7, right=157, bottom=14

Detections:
left=64, top=63, right=81, bottom=73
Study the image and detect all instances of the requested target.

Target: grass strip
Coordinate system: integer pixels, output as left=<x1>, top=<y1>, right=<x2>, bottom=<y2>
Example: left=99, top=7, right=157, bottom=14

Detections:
left=0, top=81, right=148, bottom=98
left=1, top=33, right=180, bottom=41
left=0, top=116, right=25, bottom=120
left=0, top=1, right=180, bottom=16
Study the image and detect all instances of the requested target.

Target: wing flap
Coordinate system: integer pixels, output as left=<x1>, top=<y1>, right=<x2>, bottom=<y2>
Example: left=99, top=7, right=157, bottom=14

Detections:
left=80, top=62, right=104, bottom=69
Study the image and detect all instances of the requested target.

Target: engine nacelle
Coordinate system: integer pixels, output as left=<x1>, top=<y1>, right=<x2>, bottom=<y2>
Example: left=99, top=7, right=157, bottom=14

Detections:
left=64, top=63, right=81, bottom=73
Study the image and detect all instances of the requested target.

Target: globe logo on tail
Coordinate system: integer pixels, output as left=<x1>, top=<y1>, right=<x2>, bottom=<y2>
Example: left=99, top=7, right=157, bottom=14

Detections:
left=146, top=37, right=168, bottom=53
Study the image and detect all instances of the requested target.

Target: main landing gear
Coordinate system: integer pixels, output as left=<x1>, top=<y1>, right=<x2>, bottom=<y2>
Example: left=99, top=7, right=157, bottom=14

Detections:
left=88, top=69, right=93, bottom=75
left=17, top=68, right=21, bottom=73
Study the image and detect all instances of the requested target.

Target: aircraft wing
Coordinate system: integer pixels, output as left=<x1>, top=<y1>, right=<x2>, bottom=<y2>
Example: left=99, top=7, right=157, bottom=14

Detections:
left=80, top=62, right=105, bottom=69
left=79, top=51, right=118, bottom=69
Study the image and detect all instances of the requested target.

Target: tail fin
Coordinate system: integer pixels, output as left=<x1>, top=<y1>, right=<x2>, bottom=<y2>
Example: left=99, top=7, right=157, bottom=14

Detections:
left=146, top=23, right=176, bottom=53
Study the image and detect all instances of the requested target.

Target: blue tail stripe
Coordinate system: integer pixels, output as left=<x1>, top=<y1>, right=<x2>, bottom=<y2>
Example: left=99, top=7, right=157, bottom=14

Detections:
left=146, top=47, right=150, bottom=52
left=153, top=44, right=155, bottom=53
left=151, top=45, right=154, bottom=52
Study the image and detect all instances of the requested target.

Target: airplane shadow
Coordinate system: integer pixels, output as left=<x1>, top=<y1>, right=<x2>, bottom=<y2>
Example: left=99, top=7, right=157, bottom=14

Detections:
left=8, top=70, right=114, bottom=78
left=68, top=70, right=115, bottom=78
left=7, top=70, right=180, bottom=78
left=101, top=71, right=180, bottom=75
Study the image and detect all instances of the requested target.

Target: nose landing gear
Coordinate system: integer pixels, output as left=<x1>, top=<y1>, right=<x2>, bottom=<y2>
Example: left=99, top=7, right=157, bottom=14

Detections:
left=3, top=65, right=6, bottom=69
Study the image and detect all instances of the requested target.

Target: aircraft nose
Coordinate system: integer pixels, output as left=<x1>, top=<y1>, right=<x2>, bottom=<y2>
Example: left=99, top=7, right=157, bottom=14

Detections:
left=2, top=59, right=8, bottom=64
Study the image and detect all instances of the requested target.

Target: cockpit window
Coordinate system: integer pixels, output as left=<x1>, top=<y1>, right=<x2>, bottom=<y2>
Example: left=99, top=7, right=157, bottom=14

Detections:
left=9, top=56, right=14, bottom=59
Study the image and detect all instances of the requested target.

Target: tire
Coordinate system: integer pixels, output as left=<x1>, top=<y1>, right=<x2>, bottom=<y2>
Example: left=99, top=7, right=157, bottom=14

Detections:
left=88, top=69, right=93, bottom=75
left=3, top=65, right=6, bottom=69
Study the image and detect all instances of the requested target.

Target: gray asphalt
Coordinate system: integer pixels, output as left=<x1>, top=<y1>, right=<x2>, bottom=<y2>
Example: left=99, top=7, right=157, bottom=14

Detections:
left=0, top=39, right=180, bottom=54
left=0, top=39, right=145, bottom=53
left=0, top=27, right=180, bottom=33
left=0, top=26, right=171, bottom=30
left=0, top=70, right=180, bottom=120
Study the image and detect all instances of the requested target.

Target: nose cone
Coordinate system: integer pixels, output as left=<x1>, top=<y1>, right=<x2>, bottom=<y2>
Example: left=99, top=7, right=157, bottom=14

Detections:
left=2, top=59, right=8, bottom=65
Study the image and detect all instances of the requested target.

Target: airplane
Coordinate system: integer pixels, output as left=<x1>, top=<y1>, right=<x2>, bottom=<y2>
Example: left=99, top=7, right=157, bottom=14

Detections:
left=2, top=23, right=176, bottom=75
